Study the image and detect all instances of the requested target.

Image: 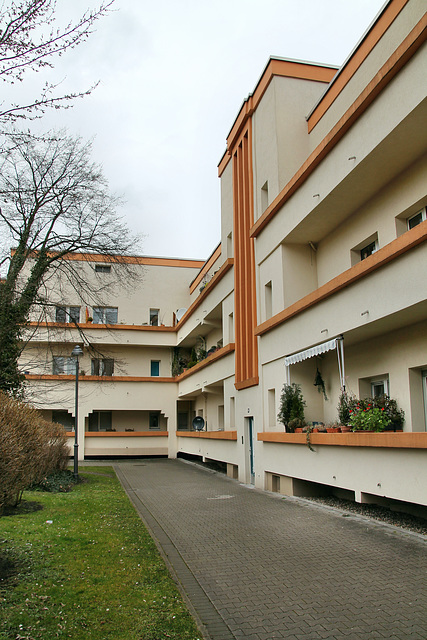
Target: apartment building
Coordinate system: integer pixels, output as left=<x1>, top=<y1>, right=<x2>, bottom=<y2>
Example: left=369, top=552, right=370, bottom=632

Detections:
left=24, top=0, right=427, bottom=510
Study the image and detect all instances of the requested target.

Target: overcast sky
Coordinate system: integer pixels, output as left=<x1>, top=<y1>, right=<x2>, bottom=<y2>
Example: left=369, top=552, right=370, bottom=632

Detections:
left=26, top=0, right=386, bottom=260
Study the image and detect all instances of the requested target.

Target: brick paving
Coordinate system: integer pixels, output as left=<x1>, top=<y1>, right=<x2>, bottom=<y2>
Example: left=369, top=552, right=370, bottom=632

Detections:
left=114, top=459, right=427, bottom=640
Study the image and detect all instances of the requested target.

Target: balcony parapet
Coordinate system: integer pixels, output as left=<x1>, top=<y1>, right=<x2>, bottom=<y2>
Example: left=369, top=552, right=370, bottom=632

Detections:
left=175, top=343, right=235, bottom=380
left=26, top=374, right=176, bottom=383
left=258, top=431, right=427, bottom=448
left=177, top=430, right=237, bottom=440
left=256, top=221, right=427, bottom=337
left=177, top=258, right=234, bottom=326
left=83, top=431, right=168, bottom=437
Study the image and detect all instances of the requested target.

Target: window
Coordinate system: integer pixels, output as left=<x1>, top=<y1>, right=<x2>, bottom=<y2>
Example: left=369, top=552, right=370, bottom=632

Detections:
left=52, top=356, right=76, bottom=375
left=150, top=308, right=160, bottom=326
left=91, top=358, right=114, bottom=376
left=55, top=306, right=80, bottom=323
left=88, top=411, right=112, bottom=432
left=93, top=307, right=118, bottom=324
left=95, top=264, right=111, bottom=273
left=52, top=410, right=75, bottom=431
left=371, top=378, right=389, bottom=398
left=407, top=208, right=426, bottom=230
left=149, top=412, right=160, bottom=430
left=150, top=360, right=160, bottom=377
left=360, top=240, right=377, bottom=260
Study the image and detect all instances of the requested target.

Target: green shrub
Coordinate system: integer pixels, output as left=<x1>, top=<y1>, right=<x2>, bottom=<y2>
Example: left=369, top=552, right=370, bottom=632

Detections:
left=29, top=469, right=78, bottom=493
left=0, top=391, right=69, bottom=509
left=277, top=383, right=306, bottom=432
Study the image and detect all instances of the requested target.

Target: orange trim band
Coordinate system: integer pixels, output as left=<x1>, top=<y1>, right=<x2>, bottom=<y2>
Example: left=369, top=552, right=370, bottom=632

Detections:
left=307, top=0, right=409, bottom=132
left=258, top=431, right=427, bottom=448
left=251, top=16, right=427, bottom=238
left=255, top=221, right=427, bottom=337
left=177, top=430, right=237, bottom=440
left=190, top=244, right=222, bottom=294
left=28, top=321, right=175, bottom=332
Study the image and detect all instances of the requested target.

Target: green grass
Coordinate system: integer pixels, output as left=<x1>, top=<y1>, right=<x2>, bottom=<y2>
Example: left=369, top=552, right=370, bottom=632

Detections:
left=0, top=468, right=201, bottom=640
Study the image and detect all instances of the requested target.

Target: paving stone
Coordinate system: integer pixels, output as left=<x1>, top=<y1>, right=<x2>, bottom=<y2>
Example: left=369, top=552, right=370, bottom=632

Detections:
left=115, top=459, right=427, bottom=640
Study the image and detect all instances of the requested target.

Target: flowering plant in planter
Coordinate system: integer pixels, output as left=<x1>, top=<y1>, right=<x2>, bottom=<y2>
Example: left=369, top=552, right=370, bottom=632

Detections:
left=349, top=402, right=391, bottom=432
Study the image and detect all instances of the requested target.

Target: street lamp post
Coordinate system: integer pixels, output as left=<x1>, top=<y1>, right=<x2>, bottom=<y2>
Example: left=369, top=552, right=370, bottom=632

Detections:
left=71, top=345, right=84, bottom=478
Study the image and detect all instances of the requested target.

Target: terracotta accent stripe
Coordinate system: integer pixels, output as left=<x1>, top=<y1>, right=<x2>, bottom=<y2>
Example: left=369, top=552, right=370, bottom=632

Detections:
left=233, top=122, right=259, bottom=388
left=251, top=16, right=427, bottom=238
left=258, top=431, right=427, bottom=449
left=189, top=243, right=222, bottom=294
left=175, top=343, right=235, bottom=380
left=177, top=430, right=237, bottom=440
left=85, top=431, right=168, bottom=437
left=18, top=250, right=205, bottom=269
left=307, top=0, right=409, bottom=132
left=26, top=374, right=176, bottom=382
left=255, top=221, right=427, bottom=337
left=218, top=59, right=336, bottom=177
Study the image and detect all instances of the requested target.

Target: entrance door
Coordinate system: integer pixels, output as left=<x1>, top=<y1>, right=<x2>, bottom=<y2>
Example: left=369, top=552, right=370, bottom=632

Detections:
left=245, top=417, right=255, bottom=484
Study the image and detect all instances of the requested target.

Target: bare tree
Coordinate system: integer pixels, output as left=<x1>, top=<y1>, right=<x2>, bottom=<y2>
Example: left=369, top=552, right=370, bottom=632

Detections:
left=0, top=0, right=114, bottom=123
left=0, top=129, right=142, bottom=395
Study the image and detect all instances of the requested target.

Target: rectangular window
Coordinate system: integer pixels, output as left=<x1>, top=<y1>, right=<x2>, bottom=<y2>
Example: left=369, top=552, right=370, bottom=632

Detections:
left=91, top=359, right=114, bottom=376
left=407, top=208, right=426, bottom=230
left=95, top=264, right=111, bottom=273
left=150, top=309, right=160, bottom=326
left=360, top=240, right=377, bottom=261
left=88, top=411, right=113, bottom=432
left=371, top=378, right=389, bottom=397
left=149, top=412, right=160, bottom=430
left=93, top=307, right=118, bottom=324
left=52, top=356, right=76, bottom=375
left=150, top=360, right=160, bottom=377
left=55, top=306, right=80, bottom=323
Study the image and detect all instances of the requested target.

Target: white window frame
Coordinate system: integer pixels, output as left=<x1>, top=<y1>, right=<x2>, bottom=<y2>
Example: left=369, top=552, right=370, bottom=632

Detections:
left=370, top=377, right=389, bottom=398
left=53, top=356, right=76, bottom=375
left=150, top=308, right=160, bottom=326
left=407, top=207, right=426, bottom=230
left=55, top=306, right=80, bottom=323
left=360, top=239, right=378, bottom=261
left=93, top=307, right=118, bottom=324
left=91, top=358, right=114, bottom=376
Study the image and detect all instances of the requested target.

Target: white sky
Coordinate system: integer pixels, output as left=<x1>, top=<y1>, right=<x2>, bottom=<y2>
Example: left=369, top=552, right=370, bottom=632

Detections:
left=24, top=0, right=386, bottom=260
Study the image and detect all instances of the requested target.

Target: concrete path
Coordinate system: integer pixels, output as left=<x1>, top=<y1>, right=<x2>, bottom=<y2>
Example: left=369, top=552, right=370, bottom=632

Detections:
left=114, top=458, right=427, bottom=640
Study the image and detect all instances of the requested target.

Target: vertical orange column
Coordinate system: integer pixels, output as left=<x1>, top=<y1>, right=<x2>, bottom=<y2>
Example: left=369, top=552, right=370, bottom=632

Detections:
left=232, top=122, right=258, bottom=389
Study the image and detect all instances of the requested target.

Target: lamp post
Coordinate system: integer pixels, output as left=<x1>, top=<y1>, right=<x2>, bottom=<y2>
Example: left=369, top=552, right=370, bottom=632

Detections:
left=71, top=345, right=84, bottom=478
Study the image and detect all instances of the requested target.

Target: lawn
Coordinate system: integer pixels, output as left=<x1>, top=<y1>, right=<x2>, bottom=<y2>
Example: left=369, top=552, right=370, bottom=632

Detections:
left=0, top=468, right=201, bottom=640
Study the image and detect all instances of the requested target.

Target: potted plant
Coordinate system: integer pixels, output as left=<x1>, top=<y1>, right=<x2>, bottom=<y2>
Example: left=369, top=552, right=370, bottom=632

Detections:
left=277, top=383, right=306, bottom=433
left=349, top=400, right=391, bottom=432
left=337, top=390, right=357, bottom=430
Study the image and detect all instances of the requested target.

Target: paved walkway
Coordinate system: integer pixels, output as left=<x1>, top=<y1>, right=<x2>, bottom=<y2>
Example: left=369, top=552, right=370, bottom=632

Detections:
left=114, top=458, right=427, bottom=640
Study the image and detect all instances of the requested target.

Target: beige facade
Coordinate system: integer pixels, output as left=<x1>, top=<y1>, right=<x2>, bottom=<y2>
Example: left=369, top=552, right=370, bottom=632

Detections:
left=24, top=0, right=427, bottom=511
